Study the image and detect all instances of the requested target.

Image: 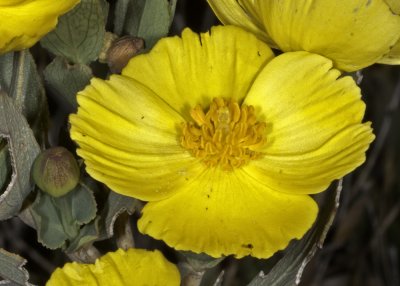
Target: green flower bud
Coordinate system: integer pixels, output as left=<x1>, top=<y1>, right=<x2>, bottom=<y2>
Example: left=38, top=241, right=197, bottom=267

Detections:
left=32, top=147, right=80, bottom=197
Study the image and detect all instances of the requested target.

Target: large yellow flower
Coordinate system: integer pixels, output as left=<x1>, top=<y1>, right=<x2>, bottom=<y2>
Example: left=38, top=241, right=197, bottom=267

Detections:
left=207, top=0, right=400, bottom=71
left=46, top=249, right=180, bottom=286
left=70, top=26, right=374, bottom=258
left=0, top=0, right=80, bottom=54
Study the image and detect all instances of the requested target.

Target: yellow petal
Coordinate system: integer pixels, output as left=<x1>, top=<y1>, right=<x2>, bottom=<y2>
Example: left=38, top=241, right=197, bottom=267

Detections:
left=379, top=38, right=400, bottom=64
left=244, top=51, right=374, bottom=194
left=138, top=168, right=318, bottom=259
left=206, top=0, right=278, bottom=47
left=208, top=0, right=400, bottom=71
left=46, top=248, right=180, bottom=286
left=263, top=0, right=400, bottom=71
left=0, top=0, right=80, bottom=54
left=384, top=0, right=400, bottom=13
left=70, top=75, right=203, bottom=201
left=122, top=25, right=274, bottom=120
left=380, top=0, right=400, bottom=63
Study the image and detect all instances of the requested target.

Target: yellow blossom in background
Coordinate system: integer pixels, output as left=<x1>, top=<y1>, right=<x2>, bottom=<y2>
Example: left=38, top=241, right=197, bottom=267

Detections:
left=70, top=26, right=374, bottom=258
left=207, top=0, right=400, bottom=71
left=0, top=0, right=80, bottom=54
left=46, top=249, right=180, bottom=286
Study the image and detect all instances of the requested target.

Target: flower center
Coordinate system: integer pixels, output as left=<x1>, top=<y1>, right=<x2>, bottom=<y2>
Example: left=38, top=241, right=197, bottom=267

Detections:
left=181, top=98, right=266, bottom=171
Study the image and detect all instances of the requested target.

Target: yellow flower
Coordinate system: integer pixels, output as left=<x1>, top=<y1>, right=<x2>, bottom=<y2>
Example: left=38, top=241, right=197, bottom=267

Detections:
left=207, top=0, right=400, bottom=71
left=0, top=0, right=80, bottom=54
left=70, top=26, right=374, bottom=258
left=46, top=249, right=180, bottom=286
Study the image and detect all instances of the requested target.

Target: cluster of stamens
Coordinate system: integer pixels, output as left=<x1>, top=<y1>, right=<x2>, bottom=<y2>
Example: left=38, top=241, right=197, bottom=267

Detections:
left=181, top=98, right=266, bottom=171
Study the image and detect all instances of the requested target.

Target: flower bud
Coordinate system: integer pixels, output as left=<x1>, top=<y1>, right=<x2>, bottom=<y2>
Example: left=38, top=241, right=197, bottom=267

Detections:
left=32, top=147, right=80, bottom=197
left=106, top=36, right=145, bottom=73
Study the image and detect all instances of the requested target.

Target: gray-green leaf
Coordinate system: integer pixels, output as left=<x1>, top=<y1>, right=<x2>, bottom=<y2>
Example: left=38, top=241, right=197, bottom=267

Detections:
left=41, top=0, right=108, bottom=64
left=0, top=92, right=40, bottom=220
left=31, top=182, right=97, bottom=250
left=66, top=190, right=136, bottom=252
left=43, top=57, right=92, bottom=110
left=114, top=0, right=177, bottom=49
left=0, top=50, right=47, bottom=141
left=0, top=141, right=11, bottom=194
left=0, top=248, right=31, bottom=285
left=99, top=191, right=136, bottom=238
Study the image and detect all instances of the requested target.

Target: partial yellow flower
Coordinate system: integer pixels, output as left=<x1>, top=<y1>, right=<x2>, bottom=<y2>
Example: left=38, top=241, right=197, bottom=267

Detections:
left=379, top=38, right=400, bottom=64
left=0, top=0, right=80, bottom=54
left=46, top=249, right=180, bottom=286
left=70, top=26, right=374, bottom=258
left=207, top=0, right=400, bottom=71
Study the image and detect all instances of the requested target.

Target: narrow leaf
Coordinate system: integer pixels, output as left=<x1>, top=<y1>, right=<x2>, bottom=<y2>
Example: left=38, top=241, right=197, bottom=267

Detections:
left=213, top=271, right=225, bottom=286
left=0, top=51, right=47, bottom=141
left=114, top=0, right=177, bottom=48
left=0, top=142, right=11, bottom=193
left=0, top=92, right=40, bottom=220
left=0, top=248, right=31, bottom=285
left=113, top=0, right=130, bottom=35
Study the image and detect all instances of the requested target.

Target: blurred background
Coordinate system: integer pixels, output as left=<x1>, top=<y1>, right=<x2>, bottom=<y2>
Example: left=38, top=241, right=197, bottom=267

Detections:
left=1, top=0, right=400, bottom=285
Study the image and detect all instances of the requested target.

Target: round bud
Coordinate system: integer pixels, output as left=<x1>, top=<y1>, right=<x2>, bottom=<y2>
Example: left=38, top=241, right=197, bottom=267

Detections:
left=32, top=147, right=80, bottom=197
left=106, top=36, right=145, bottom=73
